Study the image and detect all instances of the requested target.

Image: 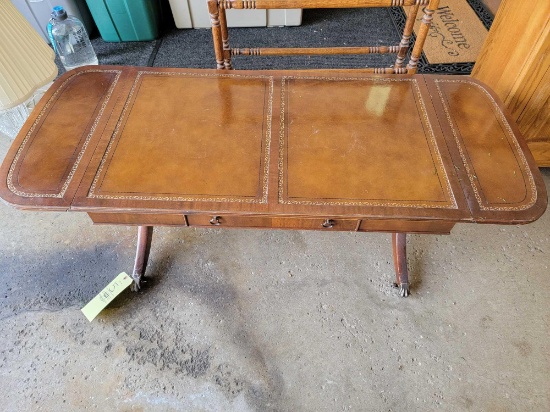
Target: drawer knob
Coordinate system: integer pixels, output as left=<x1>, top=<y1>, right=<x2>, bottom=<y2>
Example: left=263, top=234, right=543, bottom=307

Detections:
left=209, top=216, right=221, bottom=225
left=321, top=219, right=335, bottom=228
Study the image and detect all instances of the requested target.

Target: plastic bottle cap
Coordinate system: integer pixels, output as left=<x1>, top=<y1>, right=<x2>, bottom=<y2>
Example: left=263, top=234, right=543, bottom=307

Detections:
left=51, top=6, right=68, bottom=21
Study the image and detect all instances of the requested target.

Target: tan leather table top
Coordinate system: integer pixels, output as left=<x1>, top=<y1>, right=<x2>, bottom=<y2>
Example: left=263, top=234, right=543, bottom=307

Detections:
left=0, top=66, right=546, bottom=224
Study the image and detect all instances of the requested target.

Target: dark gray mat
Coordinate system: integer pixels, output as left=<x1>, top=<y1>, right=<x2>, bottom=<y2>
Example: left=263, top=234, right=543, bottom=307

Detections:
left=55, top=8, right=401, bottom=73
left=154, top=9, right=400, bottom=69
left=55, top=37, right=157, bottom=75
left=92, top=38, right=157, bottom=67
left=153, top=8, right=400, bottom=70
left=53, top=5, right=491, bottom=75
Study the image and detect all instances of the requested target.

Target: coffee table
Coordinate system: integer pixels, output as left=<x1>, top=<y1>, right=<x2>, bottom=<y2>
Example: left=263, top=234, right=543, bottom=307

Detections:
left=0, top=66, right=546, bottom=296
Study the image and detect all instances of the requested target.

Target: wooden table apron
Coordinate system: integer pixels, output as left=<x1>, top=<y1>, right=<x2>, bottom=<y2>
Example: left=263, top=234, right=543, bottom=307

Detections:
left=0, top=66, right=546, bottom=296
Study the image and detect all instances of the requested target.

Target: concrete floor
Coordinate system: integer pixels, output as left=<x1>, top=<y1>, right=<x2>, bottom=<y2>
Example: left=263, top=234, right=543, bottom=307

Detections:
left=0, top=135, right=549, bottom=411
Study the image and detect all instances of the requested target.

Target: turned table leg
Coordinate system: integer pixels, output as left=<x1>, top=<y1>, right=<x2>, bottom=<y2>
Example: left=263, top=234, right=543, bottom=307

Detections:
left=131, top=225, right=153, bottom=291
left=392, top=233, right=410, bottom=297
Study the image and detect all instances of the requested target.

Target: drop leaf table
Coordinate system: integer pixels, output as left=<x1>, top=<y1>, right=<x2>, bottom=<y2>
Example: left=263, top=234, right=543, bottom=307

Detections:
left=0, top=66, right=546, bottom=296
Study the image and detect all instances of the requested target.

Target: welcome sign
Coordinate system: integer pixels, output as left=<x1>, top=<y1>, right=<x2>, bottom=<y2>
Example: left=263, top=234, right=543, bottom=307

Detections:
left=407, top=0, right=488, bottom=64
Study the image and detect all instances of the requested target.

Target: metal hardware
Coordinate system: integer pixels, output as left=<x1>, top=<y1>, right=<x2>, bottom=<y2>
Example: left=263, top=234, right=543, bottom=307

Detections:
left=209, top=216, right=221, bottom=225
left=321, top=219, right=335, bottom=228
left=393, top=282, right=410, bottom=298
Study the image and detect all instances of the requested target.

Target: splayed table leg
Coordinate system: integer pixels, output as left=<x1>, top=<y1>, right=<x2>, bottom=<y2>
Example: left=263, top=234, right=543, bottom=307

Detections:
left=392, top=233, right=410, bottom=297
left=131, top=226, right=153, bottom=291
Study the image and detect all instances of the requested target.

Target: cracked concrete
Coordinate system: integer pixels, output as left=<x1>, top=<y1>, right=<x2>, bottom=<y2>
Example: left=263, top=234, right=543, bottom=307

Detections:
left=0, top=135, right=549, bottom=411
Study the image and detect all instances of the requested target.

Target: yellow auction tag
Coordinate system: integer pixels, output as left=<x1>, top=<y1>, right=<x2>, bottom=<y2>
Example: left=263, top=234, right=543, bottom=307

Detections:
left=81, top=272, right=133, bottom=322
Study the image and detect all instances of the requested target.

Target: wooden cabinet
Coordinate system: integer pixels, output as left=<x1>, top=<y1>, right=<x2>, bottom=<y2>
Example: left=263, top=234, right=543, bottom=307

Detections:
left=472, top=0, right=550, bottom=166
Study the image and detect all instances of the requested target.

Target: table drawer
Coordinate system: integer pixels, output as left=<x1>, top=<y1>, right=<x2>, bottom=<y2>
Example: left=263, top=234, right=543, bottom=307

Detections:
left=187, top=215, right=359, bottom=231
left=358, top=219, right=454, bottom=234
left=271, top=217, right=358, bottom=231
left=89, top=212, right=187, bottom=226
left=186, top=214, right=271, bottom=228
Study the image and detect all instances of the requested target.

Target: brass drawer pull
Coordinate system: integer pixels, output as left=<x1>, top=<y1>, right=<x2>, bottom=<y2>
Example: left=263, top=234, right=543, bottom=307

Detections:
left=321, top=219, right=335, bottom=228
left=209, top=216, right=221, bottom=225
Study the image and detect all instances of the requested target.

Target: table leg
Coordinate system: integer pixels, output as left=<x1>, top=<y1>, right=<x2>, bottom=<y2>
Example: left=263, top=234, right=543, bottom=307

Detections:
left=218, top=6, right=232, bottom=69
left=131, top=226, right=153, bottom=291
left=392, top=233, right=410, bottom=297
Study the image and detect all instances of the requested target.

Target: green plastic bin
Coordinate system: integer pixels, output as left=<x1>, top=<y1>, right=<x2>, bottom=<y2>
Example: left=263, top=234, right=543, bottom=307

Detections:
left=85, top=0, right=161, bottom=42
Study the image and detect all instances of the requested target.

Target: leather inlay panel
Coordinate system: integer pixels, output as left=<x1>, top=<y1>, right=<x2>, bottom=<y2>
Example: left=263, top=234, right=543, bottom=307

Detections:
left=435, top=79, right=537, bottom=211
left=279, top=77, right=457, bottom=209
left=89, top=71, right=273, bottom=203
left=8, top=70, right=120, bottom=197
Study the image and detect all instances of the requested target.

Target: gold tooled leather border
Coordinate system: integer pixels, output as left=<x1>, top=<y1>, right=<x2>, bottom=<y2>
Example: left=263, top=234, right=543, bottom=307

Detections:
left=435, top=78, right=537, bottom=211
left=88, top=71, right=274, bottom=204
left=7, top=69, right=122, bottom=198
left=279, top=75, right=458, bottom=209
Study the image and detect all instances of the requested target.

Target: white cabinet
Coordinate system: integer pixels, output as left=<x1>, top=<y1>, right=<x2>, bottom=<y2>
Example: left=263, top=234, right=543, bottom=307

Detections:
left=168, top=0, right=302, bottom=28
